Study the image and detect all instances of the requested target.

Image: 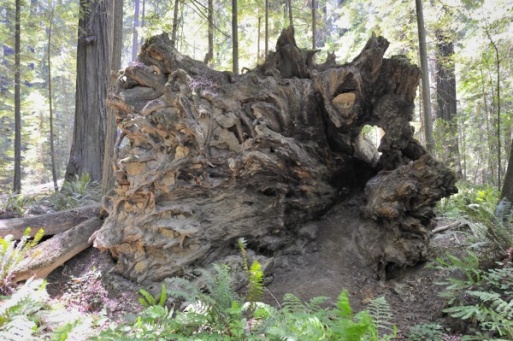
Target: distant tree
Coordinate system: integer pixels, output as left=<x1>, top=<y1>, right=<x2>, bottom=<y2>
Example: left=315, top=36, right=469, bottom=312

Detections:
left=232, top=0, right=238, bottom=74
left=13, top=0, right=21, bottom=193
left=46, top=7, right=58, bottom=192
left=501, top=141, right=513, bottom=203
left=435, top=29, right=460, bottom=175
left=65, top=0, right=115, bottom=182
left=171, top=0, right=180, bottom=48
left=311, top=0, right=316, bottom=49
left=415, top=0, right=434, bottom=153
left=131, top=0, right=140, bottom=61
left=265, top=0, right=269, bottom=56
left=204, top=0, right=214, bottom=64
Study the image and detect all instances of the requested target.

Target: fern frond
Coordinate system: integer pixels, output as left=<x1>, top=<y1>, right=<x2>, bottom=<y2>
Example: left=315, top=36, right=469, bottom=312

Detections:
left=0, top=314, right=38, bottom=341
left=247, top=260, right=264, bottom=305
left=335, top=290, right=353, bottom=318
left=367, top=295, right=396, bottom=337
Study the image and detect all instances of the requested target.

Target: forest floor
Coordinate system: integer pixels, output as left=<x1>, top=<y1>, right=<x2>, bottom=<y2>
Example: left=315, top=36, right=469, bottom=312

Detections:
left=40, top=201, right=465, bottom=340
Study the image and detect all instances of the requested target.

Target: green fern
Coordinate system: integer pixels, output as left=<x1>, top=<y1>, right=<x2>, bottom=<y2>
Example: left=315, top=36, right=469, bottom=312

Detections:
left=138, top=283, right=167, bottom=308
left=367, top=296, right=397, bottom=339
left=0, top=227, right=44, bottom=294
left=237, top=238, right=264, bottom=307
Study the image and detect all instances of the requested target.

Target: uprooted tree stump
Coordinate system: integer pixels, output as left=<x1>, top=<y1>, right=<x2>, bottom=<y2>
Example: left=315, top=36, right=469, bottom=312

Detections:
left=92, top=28, right=457, bottom=283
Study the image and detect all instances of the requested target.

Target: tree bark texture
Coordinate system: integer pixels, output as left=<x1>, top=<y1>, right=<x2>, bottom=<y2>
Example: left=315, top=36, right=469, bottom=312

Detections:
left=94, top=29, right=457, bottom=283
left=65, top=0, right=113, bottom=182
left=435, top=31, right=460, bottom=175
left=13, top=217, right=103, bottom=283
left=0, top=204, right=100, bottom=239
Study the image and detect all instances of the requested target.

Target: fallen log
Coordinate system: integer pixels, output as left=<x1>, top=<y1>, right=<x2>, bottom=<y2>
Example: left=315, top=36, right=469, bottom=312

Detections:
left=431, top=221, right=464, bottom=235
left=13, top=217, right=103, bottom=283
left=0, top=204, right=100, bottom=239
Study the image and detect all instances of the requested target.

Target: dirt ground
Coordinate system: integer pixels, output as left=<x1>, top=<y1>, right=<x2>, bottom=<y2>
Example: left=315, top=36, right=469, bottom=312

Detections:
left=44, top=205, right=466, bottom=339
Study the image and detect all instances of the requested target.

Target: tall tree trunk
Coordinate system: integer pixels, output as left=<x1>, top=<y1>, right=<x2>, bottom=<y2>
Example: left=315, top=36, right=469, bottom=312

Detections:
left=415, top=0, right=434, bottom=153
left=287, top=0, right=293, bottom=29
left=65, top=0, right=113, bottom=182
left=435, top=31, right=460, bottom=176
left=171, top=0, right=180, bottom=49
left=257, top=16, right=261, bottom=61
left=47, top=7, right=58, bottom=192
left=486, top=31, right=502, bottom=190
left=13, top=0, right=21, bottom=194
left=131, top=0, right=140, bottom=61
left=312, top=0, right=316, bottom=49
left=232, top=0, right=238, bottom=74
left=102, top=0, right=123, bottom=198
left=265, top=0, right=269, bottom=57
left=140, top=0, right=146, bottom=48
left=501, top=139, right=513, bottom=203
left=204, top=0, right=213, bottom=64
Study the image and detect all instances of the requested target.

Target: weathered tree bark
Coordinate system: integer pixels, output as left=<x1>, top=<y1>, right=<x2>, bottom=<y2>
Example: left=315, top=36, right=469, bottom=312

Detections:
left=13, top=217, right=103, bottom=283
left=102, top=0, right=124, bottom=199
left=65, top=0, right=114, bottom=182
left=435, top=30, right=460, bottom=176
left=93, top=28, right=456, bottom=283
left=0, top=205, right=100, bottom=239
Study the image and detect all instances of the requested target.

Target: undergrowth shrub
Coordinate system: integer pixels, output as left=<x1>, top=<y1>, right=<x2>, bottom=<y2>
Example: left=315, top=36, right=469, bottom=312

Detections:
left=0, top=227, right=44, bottom=295
left=97, top=239, right=397, bottom=340
left=0, top=194, right=33, bottom=218
left=0, top=278, right=98, bottom=340
left=432, top=252, right=513, bottom=340
left=48, top=174, right=100, bottom=211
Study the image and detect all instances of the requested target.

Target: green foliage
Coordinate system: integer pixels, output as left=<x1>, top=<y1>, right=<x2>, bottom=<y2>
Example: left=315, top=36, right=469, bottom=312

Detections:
left=97, top=258, right=396, bottom=341
left=264, top=290, right=396, bottom=341
left=433, top=251, right=513, bottom=339
left=238, top=238, right=264, bottom=310
left=0, top=278, right=88, bottom=340
left=0, top=194, right=33, bottom=218
left=437, top=183, right=513, bottom=261
left=48, top=173, right=99, bottom=210
left=0, top=227, right=44, bottom=295
left=139, top=283, right=167, bottom=308
left=408, top=323, right=445, bottom=341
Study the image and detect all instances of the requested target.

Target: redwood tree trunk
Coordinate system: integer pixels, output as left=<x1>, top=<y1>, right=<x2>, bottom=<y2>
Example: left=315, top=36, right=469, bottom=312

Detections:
left=65, top=0, right=113, bottom=182
left=435, top=30, right=460, bottom=176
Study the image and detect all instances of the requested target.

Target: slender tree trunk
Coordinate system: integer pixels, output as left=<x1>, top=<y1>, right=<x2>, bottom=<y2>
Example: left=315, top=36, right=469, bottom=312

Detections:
left=287, top=0, right=293, bottom=29
left=415, top=0, right=434, bottom=153
left=131, top=0, right=140, bottom=61
left=312, top=0, right=316, bottom=49
left=65, top=0, right=113, bottom=182
left=487, top=34, right=502, bottom=190
left=501, top=139, right=513, bottom=203
left=265, top=0, right=269, bottom=57
left=204, top=0, right=214, bottom=64
left=257, top=16, right=261, bottom=62
left=171, top=0, right=180, bottom=49
left=47, top=8, right=58, bottom=192
left=140, top=0, right=146, bottom=48
left=102, top=0, right=123, bottom=197
left=232, top=0, right=238, bottom=74
left=13, top=0, right=21, bottom=194
left=481, top=68, right=495, bottom=184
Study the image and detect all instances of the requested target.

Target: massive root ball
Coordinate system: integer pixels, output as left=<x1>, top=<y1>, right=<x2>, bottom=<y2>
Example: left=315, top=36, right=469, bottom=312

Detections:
left=92, top=29, right=456, bottom=283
